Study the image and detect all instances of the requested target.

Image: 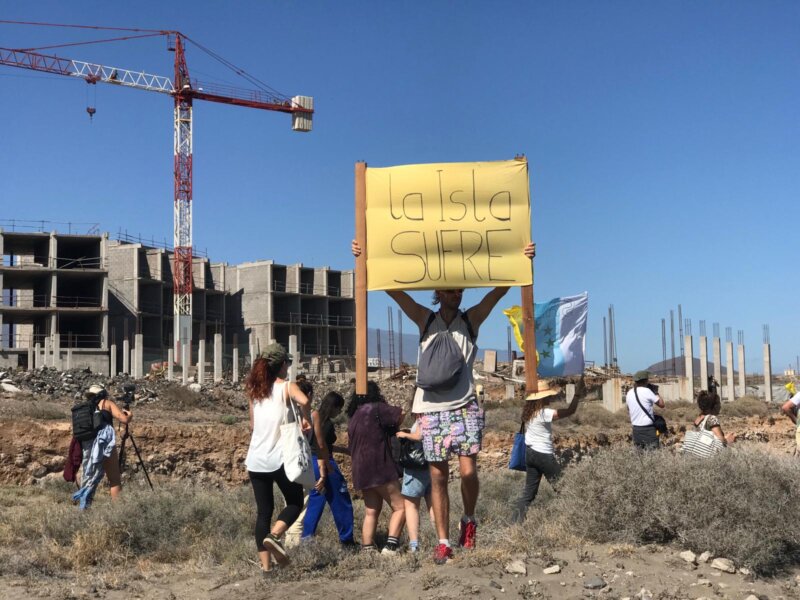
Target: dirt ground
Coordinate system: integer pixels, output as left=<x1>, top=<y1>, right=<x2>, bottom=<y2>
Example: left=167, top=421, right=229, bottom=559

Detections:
left=2, top=383, right=799, bottom=599
left=1, top=541, right=797, bottom=600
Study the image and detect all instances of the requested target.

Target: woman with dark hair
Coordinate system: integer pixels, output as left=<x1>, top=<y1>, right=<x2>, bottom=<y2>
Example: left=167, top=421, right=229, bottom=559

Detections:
left=347, top=381, right=406, bottom=554
left=244, top=342, right=317, bottom=573
left=301, top=391, right=356, bottom=544
left=694, top=390, right=736, bottom=445
left=511, top=378, right=583, bottom=523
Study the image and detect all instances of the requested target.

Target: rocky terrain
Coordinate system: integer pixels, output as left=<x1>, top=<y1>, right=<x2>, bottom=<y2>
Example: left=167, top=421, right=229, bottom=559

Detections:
left=1, top=366, right=799, bottom=600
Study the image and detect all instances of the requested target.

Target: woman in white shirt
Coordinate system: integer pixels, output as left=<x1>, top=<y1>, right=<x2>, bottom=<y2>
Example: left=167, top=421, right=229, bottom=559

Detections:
left=511, top=378, right=583, bottom=523
left=244, top=342, right=318, bottom=573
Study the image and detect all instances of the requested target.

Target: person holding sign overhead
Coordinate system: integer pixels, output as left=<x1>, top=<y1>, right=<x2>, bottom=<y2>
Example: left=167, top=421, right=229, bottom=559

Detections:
left=352, top=239, right=535, bottom=564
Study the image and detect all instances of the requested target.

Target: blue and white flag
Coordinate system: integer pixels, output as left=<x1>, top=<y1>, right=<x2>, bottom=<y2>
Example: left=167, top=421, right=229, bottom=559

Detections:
left=504, top=292, right=588, bottom=377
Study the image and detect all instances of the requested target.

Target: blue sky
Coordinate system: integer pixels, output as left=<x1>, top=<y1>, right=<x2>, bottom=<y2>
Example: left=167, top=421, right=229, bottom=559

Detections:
left=1, top=1, right=797, bottom=374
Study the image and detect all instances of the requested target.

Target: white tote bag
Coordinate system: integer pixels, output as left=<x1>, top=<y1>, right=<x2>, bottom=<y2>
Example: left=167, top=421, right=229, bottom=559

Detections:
left=279, top=383, right=316, bottom=489
left=681, top=415, right=725, bottom=458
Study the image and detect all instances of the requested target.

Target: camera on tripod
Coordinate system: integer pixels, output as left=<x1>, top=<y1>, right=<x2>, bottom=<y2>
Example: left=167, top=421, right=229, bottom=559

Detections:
left=118, top=383, right=136, bottom=409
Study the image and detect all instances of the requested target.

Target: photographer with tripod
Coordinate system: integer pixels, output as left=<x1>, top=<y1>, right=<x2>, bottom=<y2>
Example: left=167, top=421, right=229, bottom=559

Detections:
left=72, top=384, right=133, bottom=508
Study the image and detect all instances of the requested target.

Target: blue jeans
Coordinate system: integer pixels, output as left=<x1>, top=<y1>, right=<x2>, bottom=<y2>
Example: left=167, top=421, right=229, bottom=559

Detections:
left=302, top=456, right=354, bottom=542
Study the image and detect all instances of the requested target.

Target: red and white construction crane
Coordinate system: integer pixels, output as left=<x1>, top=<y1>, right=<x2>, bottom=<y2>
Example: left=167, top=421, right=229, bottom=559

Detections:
left=0, top=22, right=314, bottom=357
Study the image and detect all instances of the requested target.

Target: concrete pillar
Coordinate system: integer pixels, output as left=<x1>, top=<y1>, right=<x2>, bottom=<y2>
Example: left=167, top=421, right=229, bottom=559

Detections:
left=699, top=336, right=708, bottom=391
left=123, top=338, right=130, bottom=375
left=684, top=335, right=694, bottom=400
left=602, top=378, right=624, bottom=412
left=725, top=341, right=735, bottom=402
left=27, top=344, right=34, bottom=371
left=198, top=339, right=206, bottom=384
left=167, top=348, right=174, bottom=381
left=43, top=337, right=51, bottom=368
left=712, top=337, right=722, bottom=392
left=34, top=343, right=41, bottom=368
left=505, top=383, right=515, bottom=400
left=288, top=334, right=298, bottom=382
left=737, top=344, right=746, bottom=397
left=565, top=383, right=575, bottom=403
left=232, top=334, right=239, bottom=383
left=249, top=332, right=256, bottom=368
left=182, top=343, right=189, bottom=385
left=66, top=346, right=72, bottom=371
left=52, top=333, right=61, bottom=370
left=214, top=333, right=222, bottom=383
left=110, top=344, right=117, bottom=377
left=134, top=334, right=143, bottom=379
left=763, top=344, right=772, bottom=404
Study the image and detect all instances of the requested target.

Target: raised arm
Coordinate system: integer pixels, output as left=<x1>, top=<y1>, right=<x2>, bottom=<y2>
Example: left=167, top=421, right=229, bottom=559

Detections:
left=386, top=290, right=431, bottom=328
left=351, top=239, right=430, bottom=328
left=554, top=377, right=585, bottom=420
left=465, top=242, right=537, bottom=328
left=103, top=399, right=132, bottom=424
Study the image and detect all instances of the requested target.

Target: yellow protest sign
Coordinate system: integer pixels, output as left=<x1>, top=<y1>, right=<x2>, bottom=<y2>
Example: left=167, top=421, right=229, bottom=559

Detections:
left=365, top=159, right=532, bottom=291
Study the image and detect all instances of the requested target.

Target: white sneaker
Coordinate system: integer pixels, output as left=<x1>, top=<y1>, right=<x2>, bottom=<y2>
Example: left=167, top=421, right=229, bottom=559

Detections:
left=381, top=546, right=399, bottom=556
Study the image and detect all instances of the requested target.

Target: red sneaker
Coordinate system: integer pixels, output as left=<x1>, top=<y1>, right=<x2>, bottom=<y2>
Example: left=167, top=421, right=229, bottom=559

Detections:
left=459, top=518, right=477, bottom=549
left=432, top=543, right=453, bottom=565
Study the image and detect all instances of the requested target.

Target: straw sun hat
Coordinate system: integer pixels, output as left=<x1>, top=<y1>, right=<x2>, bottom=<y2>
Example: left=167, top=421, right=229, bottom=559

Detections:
left=525, top=380, right=562, bottom=401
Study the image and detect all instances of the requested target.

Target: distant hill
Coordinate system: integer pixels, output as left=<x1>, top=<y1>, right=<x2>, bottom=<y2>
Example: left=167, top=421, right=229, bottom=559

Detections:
left=644, top=356, right=733, bottom=378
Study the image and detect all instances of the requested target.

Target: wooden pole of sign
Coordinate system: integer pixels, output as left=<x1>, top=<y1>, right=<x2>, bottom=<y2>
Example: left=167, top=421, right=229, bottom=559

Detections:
left=355, top=162, right=368, bottom=395
left=522, top=283, right=538, bottom=394
left=518, top=153, right=538, bottom=395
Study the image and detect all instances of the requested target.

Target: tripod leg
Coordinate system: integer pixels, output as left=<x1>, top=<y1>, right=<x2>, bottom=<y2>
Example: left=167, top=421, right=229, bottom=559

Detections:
left=127, top=433, right=154, bottom=490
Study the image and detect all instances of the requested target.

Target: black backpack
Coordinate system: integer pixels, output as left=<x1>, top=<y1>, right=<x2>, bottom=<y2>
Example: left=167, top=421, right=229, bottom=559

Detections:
left=416, top=311, right=476, bottom=392
left=399, top=437, right=427, bottom=469
left=71, top=397, right=104, bottom=442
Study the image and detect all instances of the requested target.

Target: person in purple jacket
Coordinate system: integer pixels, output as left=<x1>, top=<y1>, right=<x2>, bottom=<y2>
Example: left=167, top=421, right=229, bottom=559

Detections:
left=347, top=381, right=406, bottom=555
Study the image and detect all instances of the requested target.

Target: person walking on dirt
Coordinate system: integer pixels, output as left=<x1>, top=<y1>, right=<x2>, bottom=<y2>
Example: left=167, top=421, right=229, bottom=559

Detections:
left=351, top=239, right=536, bottom=564
left=302, top=391, right=356, bottom=545
left=244, top=343, right=317, bottom=574
left=511, top=378, right=583, bottom=523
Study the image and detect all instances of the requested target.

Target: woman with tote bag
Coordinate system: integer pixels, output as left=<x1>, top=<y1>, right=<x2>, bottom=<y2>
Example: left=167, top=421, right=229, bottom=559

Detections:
left=244, top=342, right=322, bottom=574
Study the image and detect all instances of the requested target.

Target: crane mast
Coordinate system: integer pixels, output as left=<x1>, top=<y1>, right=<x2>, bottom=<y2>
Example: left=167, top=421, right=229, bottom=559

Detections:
left=0, top=27, right=313, bottom=363
left=173, top=35, right=193, bottom=352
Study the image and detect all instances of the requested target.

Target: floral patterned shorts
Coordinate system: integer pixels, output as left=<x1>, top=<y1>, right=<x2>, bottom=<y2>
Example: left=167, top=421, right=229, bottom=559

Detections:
left=419, top=399, right=485, bottom=462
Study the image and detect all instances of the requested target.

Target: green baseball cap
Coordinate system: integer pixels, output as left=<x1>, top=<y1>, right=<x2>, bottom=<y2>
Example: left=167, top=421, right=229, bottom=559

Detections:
left=633, top=370, right=652, bottom=382
left=261, top=342, right=292, bottom=368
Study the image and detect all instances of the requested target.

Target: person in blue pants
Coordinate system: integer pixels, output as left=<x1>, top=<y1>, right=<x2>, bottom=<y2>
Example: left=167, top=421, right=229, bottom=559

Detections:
left=302, top=391, right=356, bottom=545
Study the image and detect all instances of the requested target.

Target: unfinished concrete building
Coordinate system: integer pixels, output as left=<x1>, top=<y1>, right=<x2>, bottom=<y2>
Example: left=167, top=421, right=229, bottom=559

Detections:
left=228, top=260, right=355, bottom=360
left=0, top=227, right=355, bottom=376
left=0, top=231, right=109, bottom=371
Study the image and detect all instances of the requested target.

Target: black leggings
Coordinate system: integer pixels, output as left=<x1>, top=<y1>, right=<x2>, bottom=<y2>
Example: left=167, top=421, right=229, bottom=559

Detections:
left=249, top=467, right=304, bottom=551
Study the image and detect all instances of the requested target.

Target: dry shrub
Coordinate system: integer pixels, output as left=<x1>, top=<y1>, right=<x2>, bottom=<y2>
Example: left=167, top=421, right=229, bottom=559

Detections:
left=0, top=394, right=66, bottom=420
left=557, top=402, right=629, bottom=432
left=722, top=395, right=771, bottom=418
left=546, top=447, right=800, bottom=574
left=660, top=401, right=696, bottom=422
left=0, top=481, right=252, bottom=576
